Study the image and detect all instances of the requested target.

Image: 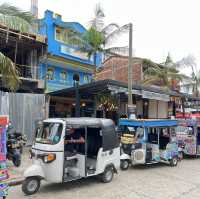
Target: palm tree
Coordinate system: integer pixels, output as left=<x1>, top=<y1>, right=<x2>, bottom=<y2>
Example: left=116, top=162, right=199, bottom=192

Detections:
left=0, top=3, right=34, bottom=90
left=0, top=52, right=19, bottom=90
left=143, top=55, right=184, bottom=90
left=69, top=4, right=129, bottom=67
left=191, top=72, right=200, bottom=97
left=177, top=55, right=200, bottom=97
left=0, top=3, right=34, bottom=32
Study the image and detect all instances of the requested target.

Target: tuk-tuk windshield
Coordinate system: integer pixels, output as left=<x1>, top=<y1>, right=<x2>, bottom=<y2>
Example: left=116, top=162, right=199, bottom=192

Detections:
left=36, top=122, right=63, bottom=144
left=122, top=126, right=144, bottom=139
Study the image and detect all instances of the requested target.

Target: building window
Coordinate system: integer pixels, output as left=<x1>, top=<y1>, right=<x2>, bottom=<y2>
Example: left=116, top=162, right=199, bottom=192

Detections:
left=83, top=75, right=90, bottom=83
left=60, top=71, right=67, bottom=82
left=47, top=67, right=54, bottom=80
left=55, top=26, right=71, bottom=44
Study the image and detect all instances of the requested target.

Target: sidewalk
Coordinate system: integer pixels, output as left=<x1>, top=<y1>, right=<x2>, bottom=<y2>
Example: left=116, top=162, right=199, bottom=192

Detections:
left=7, top=148, right=30, bottom=186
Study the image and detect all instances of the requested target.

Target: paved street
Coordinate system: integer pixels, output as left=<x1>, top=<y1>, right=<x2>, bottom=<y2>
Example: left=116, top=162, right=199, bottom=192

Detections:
left=7, top=154, right=200, bottom=199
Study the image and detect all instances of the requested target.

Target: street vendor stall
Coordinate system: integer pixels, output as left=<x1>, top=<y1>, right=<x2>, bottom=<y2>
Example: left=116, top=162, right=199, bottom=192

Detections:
left=0, top=116, right=9, bottom=199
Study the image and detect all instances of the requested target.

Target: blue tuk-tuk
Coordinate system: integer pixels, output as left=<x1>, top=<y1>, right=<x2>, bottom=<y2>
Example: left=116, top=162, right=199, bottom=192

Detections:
left=119, top=119, right=179, bottom=170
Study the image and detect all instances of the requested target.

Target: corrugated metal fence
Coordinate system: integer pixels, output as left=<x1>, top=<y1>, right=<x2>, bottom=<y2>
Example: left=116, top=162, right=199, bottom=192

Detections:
left=0, top=91, right=45, bottom=145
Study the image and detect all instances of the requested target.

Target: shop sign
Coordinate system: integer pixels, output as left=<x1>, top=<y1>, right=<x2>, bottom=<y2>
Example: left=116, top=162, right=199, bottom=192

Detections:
left=142, top=91, right=170, bottom=102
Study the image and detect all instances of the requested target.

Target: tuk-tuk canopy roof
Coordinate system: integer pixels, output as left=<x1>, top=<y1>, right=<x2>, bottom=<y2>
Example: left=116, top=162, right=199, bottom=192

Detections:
left=119, top=119, right=178, bottom=127
left=44, top=118, right=118, bottom=151
left=44, top=117, right=114, bottom=128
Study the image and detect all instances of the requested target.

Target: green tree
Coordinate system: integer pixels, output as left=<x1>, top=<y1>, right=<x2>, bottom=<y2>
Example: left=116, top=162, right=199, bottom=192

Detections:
left=177, top=55, right=200, bottom=97
left=165, top=52, right=173, bottom=66
left=143, top=55, right=184, bottom=90
left=191, top=72, right=200, bottom=97
left=70, top=4, right=129, bottom=67
left=0, top=3, right=34, bottom=32
left=0, top=3, right=34, bottom=90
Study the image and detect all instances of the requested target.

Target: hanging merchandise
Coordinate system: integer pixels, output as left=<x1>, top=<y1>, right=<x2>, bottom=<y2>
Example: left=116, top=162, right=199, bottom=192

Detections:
left=0, top=116, right=9, bottom=198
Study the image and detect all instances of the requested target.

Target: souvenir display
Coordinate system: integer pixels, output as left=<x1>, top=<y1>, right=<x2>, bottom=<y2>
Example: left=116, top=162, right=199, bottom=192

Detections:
left=0, top=116, right=9, bottom=198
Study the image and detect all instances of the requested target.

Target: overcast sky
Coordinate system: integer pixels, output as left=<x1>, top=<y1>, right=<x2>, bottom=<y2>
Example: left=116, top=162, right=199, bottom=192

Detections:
left=1, top=0, right=200, bottom=72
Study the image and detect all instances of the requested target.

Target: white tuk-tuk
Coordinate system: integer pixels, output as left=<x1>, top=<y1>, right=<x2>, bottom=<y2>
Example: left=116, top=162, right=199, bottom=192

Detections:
left=22, top=118, right=120, bottom=195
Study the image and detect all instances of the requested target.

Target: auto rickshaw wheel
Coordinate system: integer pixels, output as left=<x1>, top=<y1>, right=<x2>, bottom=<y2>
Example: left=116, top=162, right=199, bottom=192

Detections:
left=22, top=177, right=41, bottom=195
left=120, top=160, right=129, bottom=170
left=170, top=157, right=178, bottom=167
left=101, top=167, right=114, bottom=183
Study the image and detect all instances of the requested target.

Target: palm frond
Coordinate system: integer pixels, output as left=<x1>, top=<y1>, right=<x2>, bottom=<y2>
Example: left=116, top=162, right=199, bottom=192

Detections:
left=104, top=23, right=129, bottom=46
left=0, top=3, right=35, bottom=32
left=144, top=65, right=162, bottom=76
left=105, top=46, right=129, bottom=56
left=196, top=71, right=200, bottom=82
left=0, top=52, right=20, bottom=90
left=167, top=72, right=184, bottom=80
left=143, top=77, right=160, bottom=86
left=101, top=23, right=119, bottom=36
left=0, top=3, right=34, bottom=24
left=0, top=15, right=32, bottom=32
left=142, top=59, right=158, bottom=69
left=94, top=3, right=105, bottom=18
left=84, top=28, right=104, bottom=51
left=90, top=3, right=105, bottom=31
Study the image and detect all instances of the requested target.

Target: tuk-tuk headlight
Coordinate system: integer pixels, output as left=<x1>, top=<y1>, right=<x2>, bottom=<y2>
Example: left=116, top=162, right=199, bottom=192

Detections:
left=43, top=153, right=56, bottom=163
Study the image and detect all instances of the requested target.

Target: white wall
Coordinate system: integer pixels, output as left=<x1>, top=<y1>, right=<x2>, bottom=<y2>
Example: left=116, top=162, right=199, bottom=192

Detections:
left=157, top=101, right=168, bottom=118
left=148, top=100, right=168, bottom=118
left=148, top=100, right=157, bottom=118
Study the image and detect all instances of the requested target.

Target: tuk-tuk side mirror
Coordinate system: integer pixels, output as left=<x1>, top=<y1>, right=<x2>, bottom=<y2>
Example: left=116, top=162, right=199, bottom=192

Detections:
left=35, top=120, right=43, bottom=136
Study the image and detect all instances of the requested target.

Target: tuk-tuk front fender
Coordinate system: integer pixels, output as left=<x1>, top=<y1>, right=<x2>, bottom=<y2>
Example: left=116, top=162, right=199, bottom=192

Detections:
left=120, top=153, right=131, bottom=161
left=24, top=164, right=45, bottom=179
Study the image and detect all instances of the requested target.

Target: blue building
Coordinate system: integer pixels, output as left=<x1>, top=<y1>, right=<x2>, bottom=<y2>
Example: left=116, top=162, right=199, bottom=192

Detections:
left=38, top=10, right=101, bottom=93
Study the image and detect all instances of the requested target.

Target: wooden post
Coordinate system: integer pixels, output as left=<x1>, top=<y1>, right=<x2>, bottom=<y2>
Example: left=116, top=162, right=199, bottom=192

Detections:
left=14, top=42, right=18, bottom=64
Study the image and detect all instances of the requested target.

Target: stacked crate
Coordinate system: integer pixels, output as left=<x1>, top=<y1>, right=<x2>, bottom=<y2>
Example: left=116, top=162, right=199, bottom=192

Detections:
left=0, top=116, right=9, bottom=198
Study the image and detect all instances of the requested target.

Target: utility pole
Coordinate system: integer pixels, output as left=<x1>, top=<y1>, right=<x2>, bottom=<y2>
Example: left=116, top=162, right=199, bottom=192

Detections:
left=73, top=74, right=80, bottom=117
left=128, top=23, right=133, bottom=106
left=127, top=23, right=136, bottom=118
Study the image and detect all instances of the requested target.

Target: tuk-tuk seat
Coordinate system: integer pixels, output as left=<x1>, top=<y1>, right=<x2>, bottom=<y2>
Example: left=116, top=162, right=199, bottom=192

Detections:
left=87, top=133, right=102, bottom=158
left=159, top=136, right=170, bottom=150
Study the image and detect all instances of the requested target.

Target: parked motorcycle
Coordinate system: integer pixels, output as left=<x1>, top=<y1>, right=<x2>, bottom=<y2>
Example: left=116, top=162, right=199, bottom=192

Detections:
left=6, top=124, right=27, bottom=167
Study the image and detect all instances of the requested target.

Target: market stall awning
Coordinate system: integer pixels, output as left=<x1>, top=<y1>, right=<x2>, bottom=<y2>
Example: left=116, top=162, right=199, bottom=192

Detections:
left=49, top=79, right=183, bottom=100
